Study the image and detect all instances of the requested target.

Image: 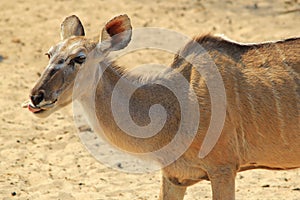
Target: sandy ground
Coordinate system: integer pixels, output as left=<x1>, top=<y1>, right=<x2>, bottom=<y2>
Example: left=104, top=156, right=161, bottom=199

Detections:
left=0, top=0, right=299, bottom=199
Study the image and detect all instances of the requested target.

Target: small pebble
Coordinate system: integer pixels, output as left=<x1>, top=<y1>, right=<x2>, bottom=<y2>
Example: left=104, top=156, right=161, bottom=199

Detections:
left=117, top=163, right=123, bottom=169
left=262, top=184, right=270, bottom=188
left=11, top=38, right=21, bottom=43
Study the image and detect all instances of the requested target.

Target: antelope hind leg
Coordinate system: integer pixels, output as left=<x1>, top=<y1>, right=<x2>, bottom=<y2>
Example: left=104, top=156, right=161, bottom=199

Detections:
left=159, top=176, right=187, bottom=200
left=209, top=167, right=236, bottom=200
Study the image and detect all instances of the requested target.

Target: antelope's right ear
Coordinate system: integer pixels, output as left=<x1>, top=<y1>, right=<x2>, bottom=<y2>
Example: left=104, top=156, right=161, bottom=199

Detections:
left=61, top=15, right=85, bottom=40
left=99, top=14, right=132, bottom=52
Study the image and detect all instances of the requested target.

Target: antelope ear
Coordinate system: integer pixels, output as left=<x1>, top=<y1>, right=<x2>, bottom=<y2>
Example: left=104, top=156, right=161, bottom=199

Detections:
left=100, top=14, right=132, bottom=51
left=61, top=15, right=85, bottom=40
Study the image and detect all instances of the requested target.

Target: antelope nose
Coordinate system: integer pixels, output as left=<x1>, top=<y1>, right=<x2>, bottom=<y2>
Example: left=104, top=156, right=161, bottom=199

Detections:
left=30, top=90, right=45, bottom=106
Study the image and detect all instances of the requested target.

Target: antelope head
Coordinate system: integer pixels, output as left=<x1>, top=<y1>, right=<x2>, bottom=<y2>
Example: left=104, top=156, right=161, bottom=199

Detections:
left=23, top=14, right=132, bottom=117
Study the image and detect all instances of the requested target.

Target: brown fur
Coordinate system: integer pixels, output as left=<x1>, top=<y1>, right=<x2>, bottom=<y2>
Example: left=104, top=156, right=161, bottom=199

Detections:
left=26, top=15, right=300, bottom=200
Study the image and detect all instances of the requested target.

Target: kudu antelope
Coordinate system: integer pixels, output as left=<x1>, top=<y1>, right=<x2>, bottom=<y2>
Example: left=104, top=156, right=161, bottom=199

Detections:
left=23, top=14, right=300, bottom=200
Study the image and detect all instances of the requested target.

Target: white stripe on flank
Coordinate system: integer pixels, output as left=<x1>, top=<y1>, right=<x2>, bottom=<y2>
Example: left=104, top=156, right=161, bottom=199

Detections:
left=270, top=79, right=287, bottom=145
left=274, top=44, right=300, bottom=134
left=233, top=75, right=247, bottom=156
left=247, top=93, right=264, bottom=138
left=254, top=46, right=288, bottom=145
left=274, top=45, right=300, bottom=114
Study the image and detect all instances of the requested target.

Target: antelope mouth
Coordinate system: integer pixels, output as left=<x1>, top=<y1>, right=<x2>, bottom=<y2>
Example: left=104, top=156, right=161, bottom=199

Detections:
left=22, top=100, right=57, bottom=114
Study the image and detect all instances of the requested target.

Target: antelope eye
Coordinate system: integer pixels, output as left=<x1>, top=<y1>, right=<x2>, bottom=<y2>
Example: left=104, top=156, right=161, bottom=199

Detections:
left=73, top=55, right=86, bottom=64
left=57, top=59, right=65, bottom=64
left=49, top=68, right=58, bottom=76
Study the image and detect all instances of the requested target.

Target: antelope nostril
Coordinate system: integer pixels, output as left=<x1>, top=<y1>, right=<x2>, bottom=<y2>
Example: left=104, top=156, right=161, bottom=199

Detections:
left=30, top=91, right=44, bottom=106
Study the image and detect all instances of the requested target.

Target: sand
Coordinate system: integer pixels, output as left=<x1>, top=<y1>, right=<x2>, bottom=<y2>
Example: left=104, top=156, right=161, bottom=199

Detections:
left=0, top=0, right=299, bottom=199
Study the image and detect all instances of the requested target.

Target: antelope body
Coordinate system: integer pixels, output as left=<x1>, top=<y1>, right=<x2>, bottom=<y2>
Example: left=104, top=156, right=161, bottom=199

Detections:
left=24, top=15, right=300, bottom=200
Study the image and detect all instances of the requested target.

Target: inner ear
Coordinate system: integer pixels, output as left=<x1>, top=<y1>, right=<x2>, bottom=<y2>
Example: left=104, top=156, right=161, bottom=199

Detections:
left=101, top=14, right=132, bottom=51
left=61, top=15, right=85, bottom=40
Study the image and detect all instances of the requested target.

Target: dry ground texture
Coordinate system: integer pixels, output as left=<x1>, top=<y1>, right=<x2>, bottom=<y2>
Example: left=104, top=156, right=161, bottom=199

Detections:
left=0, top=0, right=299, bottom=199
